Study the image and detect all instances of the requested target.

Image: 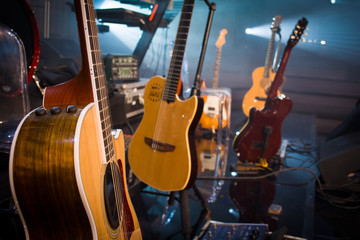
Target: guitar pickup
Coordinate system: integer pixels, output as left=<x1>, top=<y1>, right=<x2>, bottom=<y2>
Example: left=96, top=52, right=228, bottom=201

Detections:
left=255, top=97, right=267, bottom=101
left=144, top=137, right=176, bottom=152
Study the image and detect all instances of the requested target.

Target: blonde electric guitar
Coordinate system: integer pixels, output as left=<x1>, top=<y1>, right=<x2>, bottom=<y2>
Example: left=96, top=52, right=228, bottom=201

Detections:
left=128, top=0, right=202, bottom=192
left=198, top=29, right=228, bottom=131
left=242, top=15, right=283, bottom=117
left=9, top=0, right=141, bottom=239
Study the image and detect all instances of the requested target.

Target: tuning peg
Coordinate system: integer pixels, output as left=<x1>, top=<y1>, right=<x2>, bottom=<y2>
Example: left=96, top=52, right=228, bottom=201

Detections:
left=306, top=28, right=310, bottom=31
left=301, top=38, right=306, bottom=42
left=303, top=32, right=308, bottom=36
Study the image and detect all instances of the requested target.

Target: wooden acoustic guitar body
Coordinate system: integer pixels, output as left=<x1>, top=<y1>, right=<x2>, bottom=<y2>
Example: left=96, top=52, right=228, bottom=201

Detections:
left=242, top=67, right=281, bottom=117
left=10, top=104, right=141, bottom=239
left=233, top=96, right=292, bottom=163
left=128, top=75, right=200, bottom=192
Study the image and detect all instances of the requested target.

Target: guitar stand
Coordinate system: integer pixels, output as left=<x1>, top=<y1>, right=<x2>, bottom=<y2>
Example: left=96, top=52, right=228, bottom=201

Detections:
left=167, top=183, right=210, bottom=240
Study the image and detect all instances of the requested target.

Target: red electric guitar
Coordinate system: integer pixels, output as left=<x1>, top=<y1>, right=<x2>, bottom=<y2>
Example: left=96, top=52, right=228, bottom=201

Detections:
left=233, top=17, right=308, bottom=167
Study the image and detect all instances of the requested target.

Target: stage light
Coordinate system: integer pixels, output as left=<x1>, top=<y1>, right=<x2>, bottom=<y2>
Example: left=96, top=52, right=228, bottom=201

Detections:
left=320, top=40, right=326, bottom=45
left=331, top=0, right=336, bottom=4
left=244, top=25, right=273, bottom=39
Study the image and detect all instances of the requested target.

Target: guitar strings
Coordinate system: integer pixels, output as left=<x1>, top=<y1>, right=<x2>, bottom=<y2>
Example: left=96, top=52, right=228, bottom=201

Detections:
left=86, top=0, right=126, bottom=236
left=152, top=1, right=194, bottom=146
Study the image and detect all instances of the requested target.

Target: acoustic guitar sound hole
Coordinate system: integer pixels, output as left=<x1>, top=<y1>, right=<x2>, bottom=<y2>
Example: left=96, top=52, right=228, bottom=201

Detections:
left=103, top=162, right=122, bottom=229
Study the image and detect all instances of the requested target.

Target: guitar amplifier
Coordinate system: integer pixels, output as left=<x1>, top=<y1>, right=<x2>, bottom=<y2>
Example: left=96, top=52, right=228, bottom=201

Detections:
left=109, top=81, right=146, bottom=127
left=104, top=54, right=139, bottom=83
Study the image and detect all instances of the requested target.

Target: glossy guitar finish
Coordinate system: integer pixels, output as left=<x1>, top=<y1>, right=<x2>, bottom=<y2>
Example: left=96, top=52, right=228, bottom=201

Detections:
left=9, top=0, right=141, bottom=239
left=242, top=66, right=278, bottom=116
left=128, top=0, right=202, bottom=192
left=128, top=76, right=199, bottom=191
left=242, top=16, right=283, bottom=117
left=199, top=29, right=228, bottom=131
left=233, top=17, right=308, bottom=165
left=10, top=105, right=141, bottom=239
left=233, top=96, right=292, bottom=163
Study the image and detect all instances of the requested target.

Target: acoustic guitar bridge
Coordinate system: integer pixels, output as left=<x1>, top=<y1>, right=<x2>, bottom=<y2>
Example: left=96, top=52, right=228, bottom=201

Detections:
left=144, top=137, right=175, bottom=152
left=255, top=96, right=267, bottom=101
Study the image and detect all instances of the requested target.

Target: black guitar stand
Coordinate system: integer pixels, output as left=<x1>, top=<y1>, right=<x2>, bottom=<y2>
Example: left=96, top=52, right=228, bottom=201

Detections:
left=190, top=0, right=216, bottom=97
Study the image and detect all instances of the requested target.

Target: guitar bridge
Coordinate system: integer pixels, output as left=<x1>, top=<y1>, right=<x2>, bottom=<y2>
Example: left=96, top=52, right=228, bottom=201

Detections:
left=255, top=96, right=267, bottom=101
left=144, top=137, right=176, bottom=152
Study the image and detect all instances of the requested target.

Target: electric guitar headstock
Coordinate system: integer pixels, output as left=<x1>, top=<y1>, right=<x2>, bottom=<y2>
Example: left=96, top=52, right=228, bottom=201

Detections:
left=271, top=15, right=283, bottom=33
left=288, top=17, right=308, bottom=48
left=215, top=28, right=228, bottom=48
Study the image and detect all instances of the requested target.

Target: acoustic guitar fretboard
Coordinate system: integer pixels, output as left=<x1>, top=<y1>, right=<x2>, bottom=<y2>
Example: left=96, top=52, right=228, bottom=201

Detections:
left=84, top=0, right=114, bottom=162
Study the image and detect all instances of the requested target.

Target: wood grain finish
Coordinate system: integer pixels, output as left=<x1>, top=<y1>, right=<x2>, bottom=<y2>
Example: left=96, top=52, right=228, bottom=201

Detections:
left=11, top=108, right=92, bottom=239
left=10, top=105, right=141, bottom=239
left=10, top=0, right=142, bottom=238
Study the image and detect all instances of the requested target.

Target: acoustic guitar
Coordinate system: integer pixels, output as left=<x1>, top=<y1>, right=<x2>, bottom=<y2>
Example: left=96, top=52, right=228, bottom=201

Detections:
left=233, top=17, right=308, bottom=167
left=9, top=0, right=141, bottom=239
left=128, top=0, right=203, bottom=192
left=242, top=15, right=283, bottom=117
left=198, top=29, right=228, bottom=131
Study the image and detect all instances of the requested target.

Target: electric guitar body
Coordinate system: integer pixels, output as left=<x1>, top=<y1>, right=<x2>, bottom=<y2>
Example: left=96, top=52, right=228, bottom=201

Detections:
left=198, top=29, right=228, bottom=131
left=233, top=96, right=292, bottom=163
left=128, top=75, right=200, bottom=191
left=233, top=17, right=308, bottom=166
left=9, top=0, right=141, bottom=239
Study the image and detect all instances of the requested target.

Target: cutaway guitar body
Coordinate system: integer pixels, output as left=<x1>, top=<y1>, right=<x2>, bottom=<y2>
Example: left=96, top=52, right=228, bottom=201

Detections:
left=128, top=76, right=200, bottom=191
left=242, top=67, right=279, bottom=116
left=128, top=0, right=201, bottom=192
left=233, top=96, right=292, bottom=163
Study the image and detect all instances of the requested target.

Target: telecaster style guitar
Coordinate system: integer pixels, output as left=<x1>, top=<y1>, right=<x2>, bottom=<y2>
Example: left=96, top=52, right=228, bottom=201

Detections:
left=233, top=17, right=308, bottom=167
left=242, top=15, right=283, bottom=117
left=128, top=0, right=203, bottom=192
left=9, top=0, right=141, bottom=239
left=198, top=29, right=228, bottom=131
